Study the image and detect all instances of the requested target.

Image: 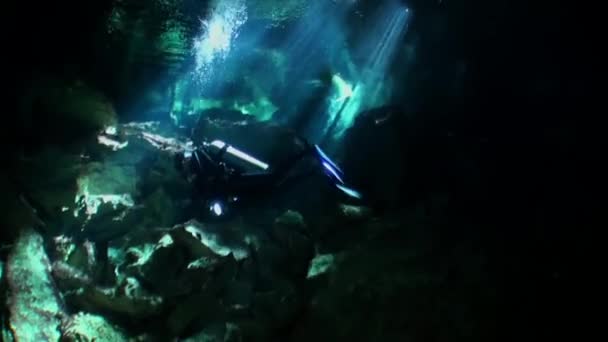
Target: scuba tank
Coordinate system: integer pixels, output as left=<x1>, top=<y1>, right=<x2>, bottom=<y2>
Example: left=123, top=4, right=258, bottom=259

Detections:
left=203, top=140, right=269, bottom=173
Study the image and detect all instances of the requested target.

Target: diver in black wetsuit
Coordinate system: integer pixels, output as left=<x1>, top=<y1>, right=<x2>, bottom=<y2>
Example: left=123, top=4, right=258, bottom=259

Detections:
left=175, top=137, right=362, bottom=219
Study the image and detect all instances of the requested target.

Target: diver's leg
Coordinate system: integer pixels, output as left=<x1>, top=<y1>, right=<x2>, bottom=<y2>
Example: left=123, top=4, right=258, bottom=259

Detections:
left=270, top=146, right=314, bottom=181
left=274, top=170, right=316, bottom=190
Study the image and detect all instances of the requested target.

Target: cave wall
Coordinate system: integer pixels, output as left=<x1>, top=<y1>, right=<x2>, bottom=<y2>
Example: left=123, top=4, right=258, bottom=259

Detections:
left=4, top=0, right=582, bottom=340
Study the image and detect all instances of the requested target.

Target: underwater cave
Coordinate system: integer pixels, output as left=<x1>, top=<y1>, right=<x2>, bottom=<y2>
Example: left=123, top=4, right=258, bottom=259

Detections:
left=2, top=0, right=580, bottom=341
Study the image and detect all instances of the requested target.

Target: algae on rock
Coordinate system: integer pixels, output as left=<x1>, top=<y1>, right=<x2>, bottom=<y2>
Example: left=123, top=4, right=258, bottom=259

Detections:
left=6, top=228, right=65, bottom=341
left=60, top=312, right=128, bottom=342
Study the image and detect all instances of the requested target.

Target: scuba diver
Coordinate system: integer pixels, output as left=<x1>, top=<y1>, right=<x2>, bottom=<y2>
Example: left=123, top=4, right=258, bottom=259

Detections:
left=172, top=136, right=363, bottom=220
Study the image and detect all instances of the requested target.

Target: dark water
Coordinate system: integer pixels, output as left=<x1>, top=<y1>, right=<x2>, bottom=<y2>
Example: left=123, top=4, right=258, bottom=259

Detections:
left=3, top=0, right=582, bottom=341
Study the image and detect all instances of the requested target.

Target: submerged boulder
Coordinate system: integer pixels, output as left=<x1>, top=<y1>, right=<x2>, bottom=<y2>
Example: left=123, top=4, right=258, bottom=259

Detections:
left=60, top=312, right=128, bottom=342
left=50, top=236, right=164, bottom=320
left=69, top=124, right=186, bottom=243
left=6, top=228, right=66, bottom=341
left=181, top=220, right=251, bottom=261
left=58, top=278, right=164, bottom=321
left=306, top=253, right=337, bottom=279
left=1, top=259, right=13, bottom=342
left=271, top=210, right=314, bottom=279
left=78, top=162, right=138, bottom=196
left=124, top=226, right=231, bottom=298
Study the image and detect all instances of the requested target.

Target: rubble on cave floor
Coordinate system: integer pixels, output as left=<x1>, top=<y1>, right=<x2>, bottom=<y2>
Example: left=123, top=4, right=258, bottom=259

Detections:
left=1, top=229, right=132, bottom=342
left=1, top=118, right=490, bottom=341
left=0, top=213, right=319, bottom=340
left=0, top=118, right=336, bottom=340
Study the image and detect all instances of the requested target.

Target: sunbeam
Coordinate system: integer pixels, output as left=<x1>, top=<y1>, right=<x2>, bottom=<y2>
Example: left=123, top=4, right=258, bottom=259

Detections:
left=167, top=0, right=410, bottom=145
left=324, top=1, right=411, bottom=141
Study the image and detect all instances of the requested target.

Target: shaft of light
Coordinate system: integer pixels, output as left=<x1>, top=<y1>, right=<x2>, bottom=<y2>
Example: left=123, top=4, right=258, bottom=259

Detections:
left=330, top=3, right=411, bottom=140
